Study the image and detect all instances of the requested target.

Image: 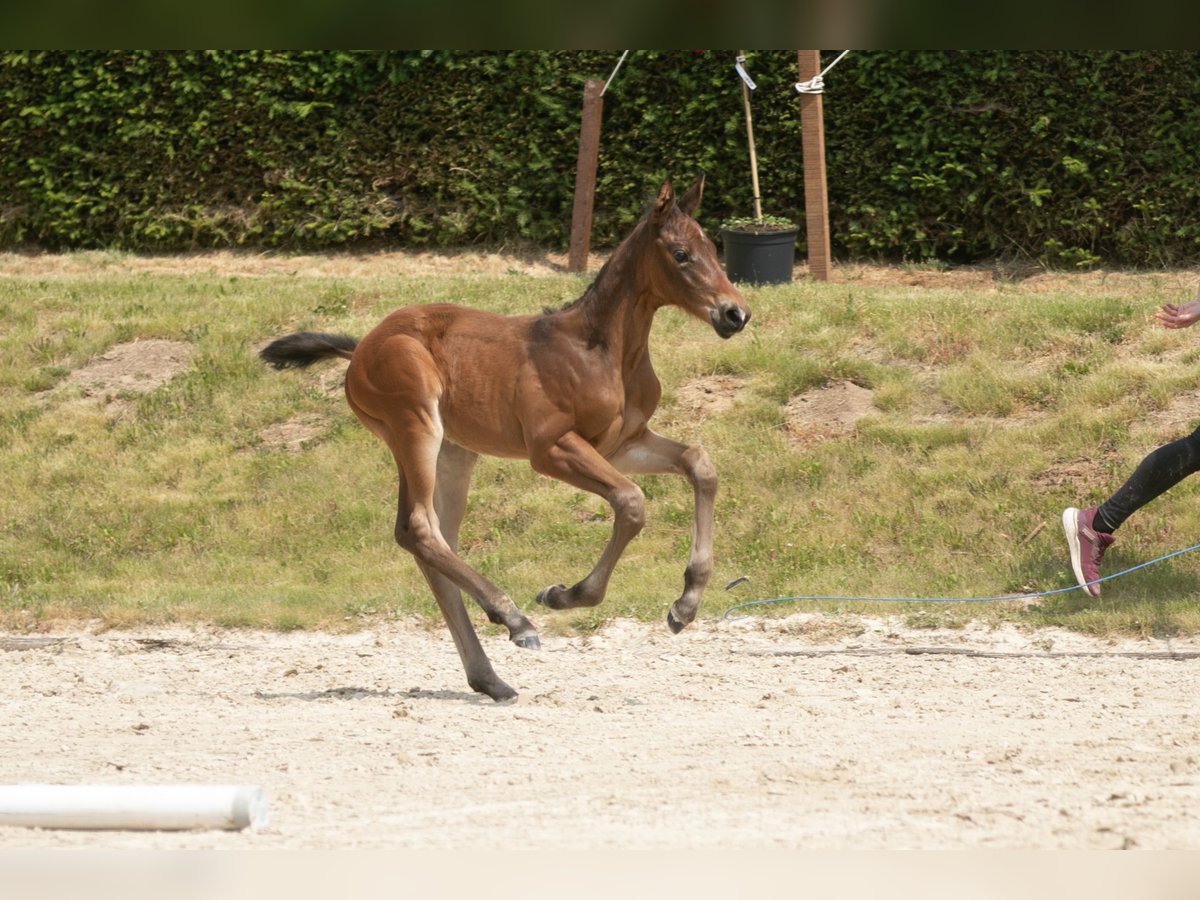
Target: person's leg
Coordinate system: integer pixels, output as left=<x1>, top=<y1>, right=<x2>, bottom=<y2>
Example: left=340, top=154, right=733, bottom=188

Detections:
left=1094, top=426, right=1200, bottom=532
left=1064, top=425, right=1200, bottom=596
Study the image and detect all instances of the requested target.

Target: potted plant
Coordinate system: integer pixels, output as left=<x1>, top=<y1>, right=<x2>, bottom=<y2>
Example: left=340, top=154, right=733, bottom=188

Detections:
left=720, top=215, right=800, bottom=286
left=719, top=51, right=800, bottom=286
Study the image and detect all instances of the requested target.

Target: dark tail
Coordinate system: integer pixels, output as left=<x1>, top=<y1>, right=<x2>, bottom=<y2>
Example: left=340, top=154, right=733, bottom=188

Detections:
left=260, top=332, right=358, bottom=370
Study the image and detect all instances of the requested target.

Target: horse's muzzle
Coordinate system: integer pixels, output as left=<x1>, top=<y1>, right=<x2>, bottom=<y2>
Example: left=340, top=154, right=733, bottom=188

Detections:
left=712, top=301, right=751, bottom=339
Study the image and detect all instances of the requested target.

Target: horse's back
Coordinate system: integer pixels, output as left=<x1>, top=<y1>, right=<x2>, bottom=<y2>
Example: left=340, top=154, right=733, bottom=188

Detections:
left=363, top=303, right=533, bottom=353
left=348, top=303, right=540, bottom=457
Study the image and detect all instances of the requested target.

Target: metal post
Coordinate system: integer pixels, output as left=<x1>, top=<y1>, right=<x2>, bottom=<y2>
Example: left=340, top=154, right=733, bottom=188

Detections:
left=797, top=51, right=832, bottom=281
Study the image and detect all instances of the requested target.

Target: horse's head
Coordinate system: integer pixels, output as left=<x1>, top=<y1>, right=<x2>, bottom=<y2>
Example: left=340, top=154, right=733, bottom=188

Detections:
left=644, top=177, right=751, bottom=339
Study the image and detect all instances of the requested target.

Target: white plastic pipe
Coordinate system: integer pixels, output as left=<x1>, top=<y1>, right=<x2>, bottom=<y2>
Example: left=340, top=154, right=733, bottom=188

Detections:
left=0, top=784, right=268, bottom=831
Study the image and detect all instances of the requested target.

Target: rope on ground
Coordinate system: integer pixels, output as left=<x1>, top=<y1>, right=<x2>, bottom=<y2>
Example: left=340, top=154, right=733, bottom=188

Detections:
left=721, top=542, right=1200, bottom=620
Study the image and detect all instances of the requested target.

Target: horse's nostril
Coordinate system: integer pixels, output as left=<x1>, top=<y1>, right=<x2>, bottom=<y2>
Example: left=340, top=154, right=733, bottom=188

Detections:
left=725, top=307, right=748, bottom=328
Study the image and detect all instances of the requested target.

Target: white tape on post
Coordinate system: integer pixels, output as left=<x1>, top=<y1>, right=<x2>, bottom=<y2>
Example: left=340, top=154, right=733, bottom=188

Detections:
left=0, top=784, right=268, bottom=831
left=734, top=54, right=756, bottom=91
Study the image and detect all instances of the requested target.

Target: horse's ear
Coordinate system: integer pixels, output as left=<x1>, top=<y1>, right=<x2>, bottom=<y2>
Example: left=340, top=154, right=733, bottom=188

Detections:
left=650, top=179, right=675, bottom=224
left=677, top=175, right=705, bottom=216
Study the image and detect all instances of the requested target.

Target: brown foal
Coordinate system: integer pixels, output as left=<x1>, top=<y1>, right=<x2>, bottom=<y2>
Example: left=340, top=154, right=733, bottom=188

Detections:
left=261, top=177, right=750, bottom=701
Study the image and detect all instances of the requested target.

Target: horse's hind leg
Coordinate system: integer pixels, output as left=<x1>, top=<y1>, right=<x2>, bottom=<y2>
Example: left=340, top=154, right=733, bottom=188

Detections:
left=350, top=397, right=536, bottom=701
left=417, top=559, right=517, bottom=701
left=386, top=413, right=541, bottom=664
left=401, top=435, right=541, bottom=647
left=392, top=463, right=531, bottom=701
left=413, top=442, right=519, bottom=701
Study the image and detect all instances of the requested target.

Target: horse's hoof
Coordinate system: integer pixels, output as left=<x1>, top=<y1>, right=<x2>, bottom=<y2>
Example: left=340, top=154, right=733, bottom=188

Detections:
left=667, top=608, right=686, bottom=634
left=535, top=584, right=566, bottom=608
left=472, top=679, right=517, bottom=702
left=513, top=633, right=541, bottom=650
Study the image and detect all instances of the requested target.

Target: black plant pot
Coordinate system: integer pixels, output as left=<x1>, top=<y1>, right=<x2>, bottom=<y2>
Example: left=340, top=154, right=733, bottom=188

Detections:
left=720, top=226, right=800, bottom=285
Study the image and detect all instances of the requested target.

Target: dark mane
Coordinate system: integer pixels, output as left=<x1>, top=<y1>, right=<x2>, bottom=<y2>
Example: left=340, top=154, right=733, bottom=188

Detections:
left=540, top=220, right=648, bottom=347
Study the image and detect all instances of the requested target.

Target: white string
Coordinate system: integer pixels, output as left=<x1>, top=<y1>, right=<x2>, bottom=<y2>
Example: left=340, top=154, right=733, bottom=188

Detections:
left=601, top=50, right=630, bottom=97
left=795, top=49, right=851, bottom=94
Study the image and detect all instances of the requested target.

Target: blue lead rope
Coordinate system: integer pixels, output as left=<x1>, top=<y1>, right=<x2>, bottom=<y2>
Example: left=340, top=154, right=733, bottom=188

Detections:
left=721, top=542, right=1200, bottom=620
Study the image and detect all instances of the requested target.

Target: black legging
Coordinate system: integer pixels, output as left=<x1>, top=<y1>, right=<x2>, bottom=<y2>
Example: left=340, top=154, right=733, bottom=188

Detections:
left=1095, top=425, right=1200, bottom=532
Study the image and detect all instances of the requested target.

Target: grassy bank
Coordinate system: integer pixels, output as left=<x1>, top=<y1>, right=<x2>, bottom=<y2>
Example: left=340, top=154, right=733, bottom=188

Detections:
left=4, top=254, right=1200, bottom=638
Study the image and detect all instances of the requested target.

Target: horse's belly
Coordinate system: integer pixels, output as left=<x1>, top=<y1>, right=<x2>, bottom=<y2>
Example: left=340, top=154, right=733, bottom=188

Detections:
left=442, top=416, right=528, bottom=460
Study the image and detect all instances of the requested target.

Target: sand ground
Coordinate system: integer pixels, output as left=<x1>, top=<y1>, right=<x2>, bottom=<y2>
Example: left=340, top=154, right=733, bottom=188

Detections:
left=2, top=614, right=1199, bottom=850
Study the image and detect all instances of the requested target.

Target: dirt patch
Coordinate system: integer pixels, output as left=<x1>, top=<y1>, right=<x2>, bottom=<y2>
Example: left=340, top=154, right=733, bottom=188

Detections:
left=1143, top=388, right=1200, bottom=443
left=1034, top=458, right=1115, bottom=490
left=66, top=339, right=194, bottom=400
left=257, top=414, right=334, bottom=453
left=2, top=616, right=1199, bottom=850
left=252, top=358, right=347, bottom=450
left=314, top=361, right=350, bottom=399
left=833, top=262, right=1008, bottom=290
left=58, top=339, right=194, bottom=420
left=784, top=380, right=876, bottom=447
left=676, top=374, right=747, bottom=417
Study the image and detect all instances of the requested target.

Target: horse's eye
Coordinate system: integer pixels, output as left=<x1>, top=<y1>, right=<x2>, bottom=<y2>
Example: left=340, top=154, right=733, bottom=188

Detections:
left=672, top=249, right=690, bottom=264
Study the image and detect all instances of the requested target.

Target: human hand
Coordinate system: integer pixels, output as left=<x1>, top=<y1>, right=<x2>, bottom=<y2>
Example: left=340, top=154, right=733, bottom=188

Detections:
left=1155, top=299, right=1200, bottom=330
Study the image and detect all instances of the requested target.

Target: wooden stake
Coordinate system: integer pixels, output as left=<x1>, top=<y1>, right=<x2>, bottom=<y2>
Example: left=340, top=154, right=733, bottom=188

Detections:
left=797, top=50, right=832, bottom=281
left=739, top=51, right=763, bottom=222
left=568, top=79, right=604, bottom=274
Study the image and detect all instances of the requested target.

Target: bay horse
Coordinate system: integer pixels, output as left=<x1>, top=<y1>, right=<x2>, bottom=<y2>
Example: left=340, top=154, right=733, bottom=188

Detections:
left=260, top=177, right=750, bottom=701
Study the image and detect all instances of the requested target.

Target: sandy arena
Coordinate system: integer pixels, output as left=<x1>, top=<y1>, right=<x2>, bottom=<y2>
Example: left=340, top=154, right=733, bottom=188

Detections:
left=2, top=614, right=1199, bottom=850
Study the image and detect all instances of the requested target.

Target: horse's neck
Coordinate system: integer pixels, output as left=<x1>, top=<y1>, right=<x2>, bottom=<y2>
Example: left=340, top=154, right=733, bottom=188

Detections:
left=574, top=240, right=658, bottom=369
left=577, top=283, right=656, bottom=366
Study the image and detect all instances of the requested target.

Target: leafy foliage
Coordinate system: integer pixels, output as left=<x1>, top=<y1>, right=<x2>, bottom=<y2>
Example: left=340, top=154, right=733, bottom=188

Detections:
left=829, top=51, right=1200, bottom=266
left=720, top=215, right=798, bottom=232
left=1, top=50, right=1199, bottom=265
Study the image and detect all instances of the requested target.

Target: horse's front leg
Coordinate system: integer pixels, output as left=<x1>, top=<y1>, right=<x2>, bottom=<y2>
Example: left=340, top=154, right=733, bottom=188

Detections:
left=610, top=430, right=717, bottom=632
left=530, top=432, right=646, bottom=611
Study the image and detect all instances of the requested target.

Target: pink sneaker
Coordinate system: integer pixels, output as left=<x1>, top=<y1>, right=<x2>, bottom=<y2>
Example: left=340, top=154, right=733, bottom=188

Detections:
left=1062, top=507, right=1115, bottom=597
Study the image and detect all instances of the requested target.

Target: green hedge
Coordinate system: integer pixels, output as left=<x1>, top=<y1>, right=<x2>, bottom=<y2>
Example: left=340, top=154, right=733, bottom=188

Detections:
left=2, top=50, right=1199, bottom=266
left=830, top=50, right=1200, bottom=267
